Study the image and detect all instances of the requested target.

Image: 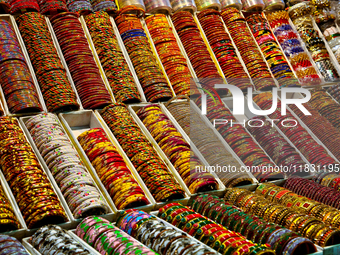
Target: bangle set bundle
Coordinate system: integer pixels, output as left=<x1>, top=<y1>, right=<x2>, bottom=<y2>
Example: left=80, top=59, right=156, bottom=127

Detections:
left=77, top=128, right=150, bottom=210
left=144, top=0, right=172, bottom=13
left=90, top=0, right=117, bottom=12
left=254, top=92, right=337, bottom=169
left=67, top=0, right=93, bottom=13
left=246, top=115, right=305, bottom=176
left=313, top=172, right=340, bottom=192
left=225, top=186, right=340, bottom=247
left=26, top=113, right=110, bottom=219
left=266, top=10, right=322, bottom=86
left=190, top=194, right=317, bottom=254
left=16, top=12, right=79, bottom=112
left=221, top=7, right=276, bottom=91
left=50, top=12, right=113, bottom=109
left=115, top=14, right=174, bottom=102
left=0, top=19, right=43, bottom=114
left=84, top=11, right=141, bottom=104
left=197, top=9, right=253, bottom=91
left=0, top=185, right=21, bottom=232
left=159, top=202, right=275, bottom=254
left=38, top=0, right=68, bottom=14
left=246, top=13, right=298, bottom=88
left=100, top=103, right=186, bottom=202
left=145, top=14, right=199, bottom=96
left=136, top=104, right=218, bottom=193
left=8, top=0, right=40, bottom=14
left=116, top=209, right=217, bottom=254
left=0, top=235, right=28, bottom=254
left=0, top=117, right=67, bottom=229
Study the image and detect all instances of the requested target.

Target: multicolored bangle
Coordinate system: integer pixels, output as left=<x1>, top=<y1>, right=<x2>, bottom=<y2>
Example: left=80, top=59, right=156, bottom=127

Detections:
left=8, top=0, right=40, bottom=14
left=0, top=235, right=29, bottom=254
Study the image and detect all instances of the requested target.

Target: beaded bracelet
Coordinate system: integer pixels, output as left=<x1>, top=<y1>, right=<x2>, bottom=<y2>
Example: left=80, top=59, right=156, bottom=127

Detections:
left=0, top=235, right=29, bottom=254
left=0, top=117, right=67, bottom=228
left=50, top=12, right=112, bottom=109
left=78, top=128, right=149, bottom=210
left=115, top=14, right=173, bottom=102
left=197, top=9, right=252, bottom=91
left=84, top=11, right=141, bottom=104
left=31, top=225, right=91, bottom=254
left=136, top=104, right=218, bottom=193
left=145, top=14, right=199, bottom=96
left=101, top=103, right=185, bottom=202
left=0, top=20, right=42, bottom=114
left=16, top=12, right=79, bottom=112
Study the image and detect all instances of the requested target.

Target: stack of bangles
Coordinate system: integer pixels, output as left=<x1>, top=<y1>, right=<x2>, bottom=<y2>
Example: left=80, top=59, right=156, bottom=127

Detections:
left=171, top=11, right=226, bottom=94
left=197, top=9, right=252, bottom=91
left=189, top=194, right=317, bottom=254
left=31, top=225, right=91, bottom=254
left=313, top=171, right=340, bottom=192
left=289, top=102, right=340, bottom=161
left=50, top=12, right=113, bottom=109
left=0, top=184, right=21, bottom=232
left=116, top=209, right=220, bottom=254
left=77, top=128, right=150, bottom=210
left=16, top=12, right=79, bottom=112
left=225, top=186, right=340, bottom=247
left=266, top=11, right=321, bottom=86
left=100, top=103, right=186, bottom=202
left=84, top=12, right=141, bottom=103
left=136, top=104, right=218, bottom=193
left=0, top=20, right=42, bottom=114
left=90, top=0, right=117, bottom=12
left=309, top=87, right=340, bottom=132
left=221, top=7, right=276, bottom=91
left=159, top=203, right=275, bottom=254
left=0, top=117, right=67, bottom=229
left=256, top=183, right=340, bottom=231
left=115, top=14, right=174, bottom=102
left=247, top=116, right=305, bottom=176
left=38, top=0, right=68, bottom=15
left=116, top=0, right=145, bottom=16
left=164, top=98, right=253, bottom=187
left=67, top=0, right=93, bottom=13
left=8, top=0, right=40, bottom=14
left=0, top=235, right=29, bottom=254
left=144, top=0, right=172, bottom=14
left=145, top=14, right=199, bottom=96
left=76, top=216, right=156, bottom=254
left=195, top=97, right=284, bottom=182
left=288, top=4, right=339, bottom=81
left=170, top=0, right=197, bottom=13
left=327, top=85, right=340, bottom=104
left=246, top=14, right=299, bottom=88
left=26, top=113, right=109, bottom=219
left=284, top=177, right=340, bottom=210
left=253, top=92, right=337, bottom=169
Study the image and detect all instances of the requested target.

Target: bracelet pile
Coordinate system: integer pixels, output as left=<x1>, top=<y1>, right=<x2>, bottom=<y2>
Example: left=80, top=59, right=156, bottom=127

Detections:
left=0, top=19, right=43, bottom=114
left=115, top=14, right=174, bottom=102
left=197, top=9, right=252, bottom=91
left=254, top=92, right=337, bottom=169
left=170, top=0, right=196, bottom=12
left=327, top=85, right=340, bottom=103
left=172, top=11, right=225, bottom=93
left=246, top=13, right=298, bottom=88
left=117, top=209, right=219, bottom=254
left=225, top=186, right=340, bottom=247
left=145, top=0, right=172, bottom=13
left=145, top=14, right=199, bottom=96
left=16, top=12, right=79, bottom=112
left=246, top=115, right=305, bottom=176
left=221, top=7, right=276, bottom=91
left=0, top=117, right=67, bottom=228
left=313, top=172, right=340, bottom=192
left=289, top=102, right=340, bottom=161
left=77, top=128, right=150, bottom=210
left=0, top=235, right=28, bottom=254
left=38, top=0, right=68, bottom=15
left=0, top=184, right=21, bottom=232
left=159, top=202, right=275, bottom=254
left=31, top=225, right=91, bottom=254
left=101, top=103, right=186, bottom=202
left=90, top=0, right=117, bottom=12
left=190, top=194, right=317, bottom=254
left=136, top=104, right=218, bottom=193
left=67, top=0, right=93, bottom=13
left=8, top=0, right=40, bottom=14
left=266, top=10, right=321, bottom=86
left=84, top=12, right=141, bottom=104
left=50, top=12, right=112, bottom=109
left=76, top=215, right=156, bottom=254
